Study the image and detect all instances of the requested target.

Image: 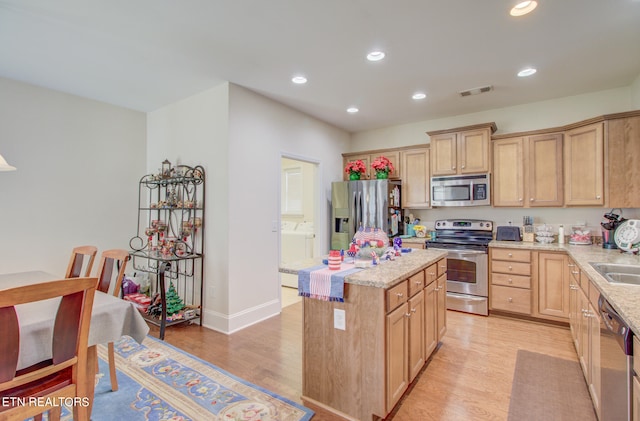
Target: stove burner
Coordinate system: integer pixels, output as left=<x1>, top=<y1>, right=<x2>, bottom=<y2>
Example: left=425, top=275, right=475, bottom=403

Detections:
left=427, top=219, right=494, bottom=251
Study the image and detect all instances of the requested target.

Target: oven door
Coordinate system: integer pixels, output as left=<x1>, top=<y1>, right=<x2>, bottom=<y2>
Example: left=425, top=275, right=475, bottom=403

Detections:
left=445, top=249, right=488, bottom=297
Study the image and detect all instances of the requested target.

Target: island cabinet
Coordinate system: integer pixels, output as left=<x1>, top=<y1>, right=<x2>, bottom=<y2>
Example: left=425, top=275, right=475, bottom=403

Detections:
left=301, top=251, right=447, bottom=421
left=427, top=122, right=496, bottom=176
left=633, top=336, right=640, bottom=421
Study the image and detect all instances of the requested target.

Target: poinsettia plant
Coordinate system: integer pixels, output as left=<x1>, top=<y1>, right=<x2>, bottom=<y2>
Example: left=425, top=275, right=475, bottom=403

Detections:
left=371, top=156, right=395, bottom=173
left=344, top=159, right=367, bottom=175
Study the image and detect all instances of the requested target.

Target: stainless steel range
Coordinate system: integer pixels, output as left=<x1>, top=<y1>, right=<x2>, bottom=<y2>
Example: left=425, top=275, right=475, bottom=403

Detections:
left=425, top=219, right=493, bottom=316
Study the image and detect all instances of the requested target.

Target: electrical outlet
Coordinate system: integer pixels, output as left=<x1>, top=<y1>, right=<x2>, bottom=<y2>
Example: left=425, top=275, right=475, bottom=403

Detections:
left=334, top=309, right=346, bottom=330
left=271, top=220, right=278, bottom=232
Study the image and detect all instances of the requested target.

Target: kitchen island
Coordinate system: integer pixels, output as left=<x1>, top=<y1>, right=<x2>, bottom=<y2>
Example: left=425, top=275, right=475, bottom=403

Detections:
left=297, top=249, right=447, bottom=421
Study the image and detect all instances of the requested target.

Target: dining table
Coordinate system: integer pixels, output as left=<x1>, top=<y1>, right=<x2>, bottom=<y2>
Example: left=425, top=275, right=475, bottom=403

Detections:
left=0, top=271, right=150, bottom=418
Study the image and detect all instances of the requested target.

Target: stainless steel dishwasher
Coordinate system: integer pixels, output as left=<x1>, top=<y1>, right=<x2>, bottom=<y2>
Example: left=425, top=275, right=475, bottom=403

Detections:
left=598, top=295, right=633, bottom=421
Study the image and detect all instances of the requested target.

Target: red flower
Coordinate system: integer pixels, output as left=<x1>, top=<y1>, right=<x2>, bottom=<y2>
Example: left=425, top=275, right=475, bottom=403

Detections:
left=371, top=156, right=395, bottom=172
left=344, top=159, right=367, bottom=174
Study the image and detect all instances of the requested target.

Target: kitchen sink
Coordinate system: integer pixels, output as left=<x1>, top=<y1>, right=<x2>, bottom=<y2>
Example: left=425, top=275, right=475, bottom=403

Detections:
left=590, top=262, right=640, bottom=285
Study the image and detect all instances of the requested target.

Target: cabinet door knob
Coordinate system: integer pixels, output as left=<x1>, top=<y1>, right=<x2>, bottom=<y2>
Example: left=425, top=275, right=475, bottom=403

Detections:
left=405, top=313, right=412, bottom=318
left=596, top=195, right=601, bottom=199
left=396, top=293, right=404, bottom=298
left=508, top=297, right=513, bottom=303
left=461, top=164, right=466, bottom=169
left=519, top=198, right=523, bottom=202
left=416, top=281, right=422, bottom=286
left=508, top=266, right=513, bottom=271
left=508, top=278, right=513, bottom=284
left=411, top=308, right=417, bottom=313
left=508, top=253, right=513, bottom=257
left=530, top=198, right=534, bottom=202
left=452, top=166, right=456, bottom=170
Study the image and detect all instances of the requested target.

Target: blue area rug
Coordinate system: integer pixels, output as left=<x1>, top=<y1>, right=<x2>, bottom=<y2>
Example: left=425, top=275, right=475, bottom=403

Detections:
left=58, top=335, right=314, bottom=420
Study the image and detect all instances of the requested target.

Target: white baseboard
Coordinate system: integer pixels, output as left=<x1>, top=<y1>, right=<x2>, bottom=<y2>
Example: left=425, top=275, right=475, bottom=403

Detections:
left=201, top=298, right=281, bottom=334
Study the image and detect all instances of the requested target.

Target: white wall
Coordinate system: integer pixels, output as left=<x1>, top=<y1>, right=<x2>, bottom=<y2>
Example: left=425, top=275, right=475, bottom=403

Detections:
left=0, top=77, right=146, bottom=275
left=147, top=82, right=349, bottom=333
left=146, top=82, right=231, bottom=327
left=350, top=85, right=640, bottom=232
left=351, top=87, right=633, bottom=151
left=632, top=74, right=640, bottom=109
left=226, top=84, right=349, bottom=332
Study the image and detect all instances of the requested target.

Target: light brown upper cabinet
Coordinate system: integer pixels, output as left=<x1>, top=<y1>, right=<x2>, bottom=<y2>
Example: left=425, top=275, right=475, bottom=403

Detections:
left=606, top=113, right=640, bottom=208
left=492, top=133, right=563, bottom=207
left=564, top=122, right=604, bottom=206
left=428, top=123, right=496, bottom=176
left=342, top=150, right=400, bottom=180
left=401, top=147, right=430, bottom=208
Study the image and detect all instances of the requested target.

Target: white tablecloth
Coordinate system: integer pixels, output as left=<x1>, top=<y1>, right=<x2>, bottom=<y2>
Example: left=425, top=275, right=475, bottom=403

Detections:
left=0, top=271, right=150, bottom=370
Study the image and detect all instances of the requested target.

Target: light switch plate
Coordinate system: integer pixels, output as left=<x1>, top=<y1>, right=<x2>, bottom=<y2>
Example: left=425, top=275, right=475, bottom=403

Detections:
left=271, top=220, right=278, bottom=232
left=334, top=309, right=346, bottom=330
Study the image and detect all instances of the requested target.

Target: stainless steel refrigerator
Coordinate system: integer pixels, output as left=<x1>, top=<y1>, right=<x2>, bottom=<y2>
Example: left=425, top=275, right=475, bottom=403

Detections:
left=331, top=180, right=402, bottom=250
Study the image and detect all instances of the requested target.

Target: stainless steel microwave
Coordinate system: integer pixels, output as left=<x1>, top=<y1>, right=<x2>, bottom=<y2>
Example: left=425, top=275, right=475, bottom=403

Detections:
left=431, top=173, right=490, bottom=207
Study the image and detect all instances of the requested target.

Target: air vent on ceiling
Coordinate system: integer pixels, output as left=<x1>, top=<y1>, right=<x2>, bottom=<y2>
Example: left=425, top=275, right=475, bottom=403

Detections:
left=459, top=85, right=493, bottom=97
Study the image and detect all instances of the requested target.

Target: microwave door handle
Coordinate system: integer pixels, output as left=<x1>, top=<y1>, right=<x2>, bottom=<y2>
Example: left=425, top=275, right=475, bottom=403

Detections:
left=470, top=180, right=474, bottom=204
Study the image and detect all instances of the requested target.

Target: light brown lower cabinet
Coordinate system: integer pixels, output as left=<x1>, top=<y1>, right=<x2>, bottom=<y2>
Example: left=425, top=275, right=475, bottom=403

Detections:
left=535, top=252, right=570, bottom=321
left=568, top=262, right=601, bottom=420
left=489, top=248, right=571, bottom=323
left=302, top=257, right=447, bottom=420
left=387, top=260, right=445, bottom=411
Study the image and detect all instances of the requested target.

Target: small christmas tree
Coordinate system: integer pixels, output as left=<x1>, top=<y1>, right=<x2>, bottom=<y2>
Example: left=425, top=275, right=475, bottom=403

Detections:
left=165, top=281, right=184, bottom=315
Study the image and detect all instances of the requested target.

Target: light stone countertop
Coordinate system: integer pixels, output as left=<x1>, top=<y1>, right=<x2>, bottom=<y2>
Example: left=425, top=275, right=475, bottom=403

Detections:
left=279, top=249, right=448, bottom=289
left=490, top=240, right=640, bottom=336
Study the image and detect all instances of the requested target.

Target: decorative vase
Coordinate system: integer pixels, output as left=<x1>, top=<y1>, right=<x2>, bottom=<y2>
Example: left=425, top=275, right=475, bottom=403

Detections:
left=349, top=172, right=361, bottom=180
left=375, top=170, right=389, bottom=179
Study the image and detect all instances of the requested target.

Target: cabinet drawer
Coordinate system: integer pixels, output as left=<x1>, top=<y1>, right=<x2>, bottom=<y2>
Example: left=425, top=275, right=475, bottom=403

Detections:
left=408, top=271, right=425, bottom=297
left=491, top=285, right=532, bottom=314
left=491, top=260, right=531, bottom=276
left=437, top=258, right=447, bottom=278
left=491, top=272, right=531, bottom=289
left=425, top=263, right=438, bottom=285
left=386, top=280, right=408, bottom=312
left=491, top=248, right=531, bottom=263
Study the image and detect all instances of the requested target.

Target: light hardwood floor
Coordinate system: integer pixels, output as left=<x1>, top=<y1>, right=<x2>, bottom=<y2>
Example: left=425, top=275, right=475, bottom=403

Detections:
left=155, top=304, right=580, bottom=421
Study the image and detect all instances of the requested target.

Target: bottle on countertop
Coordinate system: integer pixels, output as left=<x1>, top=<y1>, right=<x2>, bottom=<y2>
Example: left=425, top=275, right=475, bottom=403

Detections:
left=558, top=224, right=565, bottom=244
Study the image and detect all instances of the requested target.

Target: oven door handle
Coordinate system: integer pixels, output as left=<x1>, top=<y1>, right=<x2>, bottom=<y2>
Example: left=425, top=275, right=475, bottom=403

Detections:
left=447, top=250, right=487, bottom=260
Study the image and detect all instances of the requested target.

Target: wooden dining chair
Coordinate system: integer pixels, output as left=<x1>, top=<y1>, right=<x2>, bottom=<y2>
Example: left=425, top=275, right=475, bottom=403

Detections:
left=65, top=245, right=98, bottom=278
left=0, top=277, right=96, bottom=421
left=95, top=249, right=130, bottom=392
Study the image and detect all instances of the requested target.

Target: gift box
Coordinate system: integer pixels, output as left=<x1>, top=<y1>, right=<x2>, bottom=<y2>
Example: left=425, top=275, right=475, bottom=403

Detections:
left=124, top=293, right=152, bottom=312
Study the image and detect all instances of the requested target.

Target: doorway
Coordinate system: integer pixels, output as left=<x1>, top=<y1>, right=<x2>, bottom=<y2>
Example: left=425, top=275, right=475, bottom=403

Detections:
left=280, top=156, right=318, bottom=308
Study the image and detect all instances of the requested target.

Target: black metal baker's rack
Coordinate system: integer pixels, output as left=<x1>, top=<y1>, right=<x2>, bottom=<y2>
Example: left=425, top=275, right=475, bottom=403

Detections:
left=129, top=164, right=205, bottom=339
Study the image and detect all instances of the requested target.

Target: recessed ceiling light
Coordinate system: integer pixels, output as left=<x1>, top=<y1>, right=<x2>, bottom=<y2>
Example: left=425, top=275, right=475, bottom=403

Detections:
left=366, top=51, right=386, bottom=62
left=412, top=92, right=427, bottom=100
left=291, top=76, right=307, bottom=84
left=510, top=1, right=538, bottom=16
left=517, top=67, right=537, bottom=77
left=347, top=107, right=359, bottom=113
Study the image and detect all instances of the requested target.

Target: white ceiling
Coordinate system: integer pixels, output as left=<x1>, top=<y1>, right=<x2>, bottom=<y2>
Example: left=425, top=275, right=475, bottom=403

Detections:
left=1, top=0, right=639, bottom=133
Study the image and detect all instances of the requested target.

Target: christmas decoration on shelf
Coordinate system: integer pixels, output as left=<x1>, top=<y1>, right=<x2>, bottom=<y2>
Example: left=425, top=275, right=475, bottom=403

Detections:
left=165, top=281, right=185, bottom=315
